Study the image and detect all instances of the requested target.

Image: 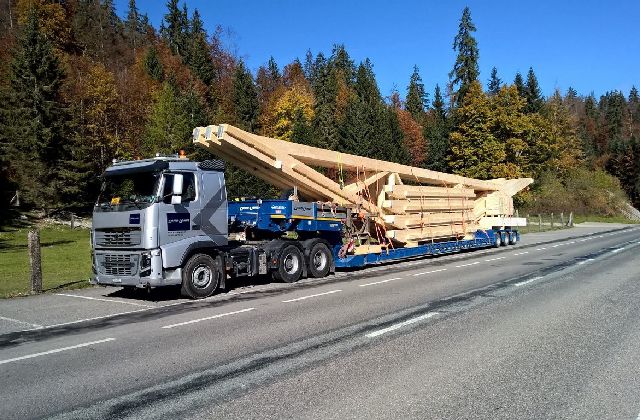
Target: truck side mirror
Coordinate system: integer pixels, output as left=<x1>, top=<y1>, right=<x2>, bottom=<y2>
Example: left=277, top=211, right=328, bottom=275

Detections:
left=171, top=174, right=183, bottom=204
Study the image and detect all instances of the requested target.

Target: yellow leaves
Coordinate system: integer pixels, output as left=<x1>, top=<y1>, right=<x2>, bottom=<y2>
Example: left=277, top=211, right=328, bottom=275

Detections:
left=17, top=0, right=70, bottom=50
left=262, top=84, right=314, bottom=141
left=78, top=62, right=120, bottom=156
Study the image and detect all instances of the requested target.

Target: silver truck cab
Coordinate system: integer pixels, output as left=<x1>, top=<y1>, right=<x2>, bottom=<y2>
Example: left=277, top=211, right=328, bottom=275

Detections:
left=91, top=156, right=227, bottom=291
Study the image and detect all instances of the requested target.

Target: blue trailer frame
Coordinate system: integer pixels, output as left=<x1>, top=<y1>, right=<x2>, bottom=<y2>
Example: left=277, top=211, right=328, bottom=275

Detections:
left=228, top=199, right=518, bottom=270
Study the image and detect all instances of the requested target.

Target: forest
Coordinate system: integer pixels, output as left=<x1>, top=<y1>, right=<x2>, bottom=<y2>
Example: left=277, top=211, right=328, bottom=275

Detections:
left=0, top=0, right=639, bottom=217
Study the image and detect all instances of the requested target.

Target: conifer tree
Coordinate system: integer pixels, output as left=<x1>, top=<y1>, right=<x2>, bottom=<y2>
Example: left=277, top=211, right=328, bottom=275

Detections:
left=449, top=7, right=479, bottom=107
left=424, top=84, right=450, bottom=172
left=406, top=65, right=427, bottom=121
left=514, top=72, right=525, bottom=98
left=232, top=61, right=259, bottom=132
left=125, top=0, right=144, bottom=54
left=186, top=9, right=214, bottom=86
left=487, top=67, right=501, bottom=96
left=144, top=82, right=193, bottom=154
left=629, top=86, right=640, bottom=123
left=524, top=67, right=544, bottom=113
left=142, top=47, right=162, bottom=81
left=0, top=11, right=70, bottom=207
left=162, top=0, right=187, bottom=57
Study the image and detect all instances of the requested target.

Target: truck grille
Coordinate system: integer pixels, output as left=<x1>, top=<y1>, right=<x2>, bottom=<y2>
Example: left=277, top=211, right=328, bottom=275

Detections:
left=95, top=228, right=141, bottom=247
left=99, top=254, right=138, bottom=276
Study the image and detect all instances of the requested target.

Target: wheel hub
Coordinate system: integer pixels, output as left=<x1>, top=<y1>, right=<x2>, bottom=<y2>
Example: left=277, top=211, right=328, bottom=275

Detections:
left=192, top=265, right=212, bottom=288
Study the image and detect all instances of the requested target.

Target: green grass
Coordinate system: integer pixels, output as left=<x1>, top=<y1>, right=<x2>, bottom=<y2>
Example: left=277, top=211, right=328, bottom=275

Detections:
left=572, top=215, right=640, bottom=224
left=0, top=224, right=91, bottom=298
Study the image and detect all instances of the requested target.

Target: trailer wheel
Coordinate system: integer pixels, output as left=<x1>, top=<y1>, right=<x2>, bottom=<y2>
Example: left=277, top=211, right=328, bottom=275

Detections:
left=494, top=231, right=502, bottom=247
left=181, top=253, right=221, bottom=299
left=273, top=245, right=303, bottom=283
left=308, top=242, right=332, bottom=278
left=508, top=232, right=517, bottom=245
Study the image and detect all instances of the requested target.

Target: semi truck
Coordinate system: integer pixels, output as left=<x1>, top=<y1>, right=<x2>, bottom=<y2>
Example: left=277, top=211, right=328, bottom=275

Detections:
left=91, top=154, right=525, bottom=299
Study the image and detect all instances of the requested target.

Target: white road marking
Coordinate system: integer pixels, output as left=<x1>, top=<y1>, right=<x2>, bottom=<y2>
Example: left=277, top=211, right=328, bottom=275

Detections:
left=611, top=247, right=625, bottom=253
left=0, top=316, right=43, bottom=329
left=161, top=308, right=255, bottom=329
left=455, top=261, right=480, bottom=268
left=536, top=247, right=547, bottom=251
left=579, top=238, right=589, bottom=242
left=577, top=258, right=595, bottom=265
left=282, top=290, right=342, bottom=303
left=0, top=338, right=115, bottom=366
left=56, top=293, right=154, bottom=308
left=484, top=257, right=506, bottom=262
left=513, top=251, right=529, bottom=256
left=568, top=241, right=576, bottom=244
left=366, top=312, right=439, bottom=338
left=24, top=308, right=150, bottom=331
left=552, top=244, right=560, bottom=248
left=412, top=268, right=447, bottom=276
left=359, top=277, right=403, bottom=287
left=514, top=276, right=543, bottom=287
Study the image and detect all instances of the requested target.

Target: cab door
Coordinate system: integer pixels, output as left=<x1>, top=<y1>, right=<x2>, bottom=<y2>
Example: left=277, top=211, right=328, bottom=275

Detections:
left=157, top=171, right=201, bottom=247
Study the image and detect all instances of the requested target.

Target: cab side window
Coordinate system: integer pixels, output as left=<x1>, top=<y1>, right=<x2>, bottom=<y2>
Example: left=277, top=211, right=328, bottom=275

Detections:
left=163, top=173, right=196, bottom=204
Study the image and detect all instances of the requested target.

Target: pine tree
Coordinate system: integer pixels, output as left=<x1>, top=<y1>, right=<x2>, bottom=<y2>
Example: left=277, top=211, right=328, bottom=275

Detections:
left=487, top=67, right=501, bottom=96
left=339, top=60, right=408, bottom=163
left=449, top=7, right=479, bottom=106
left=143, top=46, right=164, bottom=81
left=514, top=72, right=525, bottom=98
left=0, top=11, right=69, bottom=208
left=424, top=84, right=450, bottom=172
left=125, top=0, right=144, bottom=54
left=524, top=67, right=544, bottom=113
left=629, top=86, right=640, bottom=123
left=144, top=82, right=193, bottom=154
left=406, top=65, right=427, bottom=121
left=186, top=9, right=214, bottom=86
left=162, top=0, right=187, bottom=57
left=232, top=61, right=259, bottom=132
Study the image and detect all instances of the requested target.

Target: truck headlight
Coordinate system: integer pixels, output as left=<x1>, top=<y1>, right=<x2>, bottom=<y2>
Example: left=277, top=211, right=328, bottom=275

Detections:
left=140, top=252, right=151, bottom=277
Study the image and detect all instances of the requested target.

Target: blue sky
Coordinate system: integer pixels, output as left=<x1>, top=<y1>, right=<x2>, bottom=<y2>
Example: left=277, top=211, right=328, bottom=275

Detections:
left=116, top=0, right=639, bottom=101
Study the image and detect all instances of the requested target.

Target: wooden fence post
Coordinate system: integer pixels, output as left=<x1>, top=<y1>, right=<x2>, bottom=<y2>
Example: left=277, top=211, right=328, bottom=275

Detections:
left=538, top=214, right=542, bottom=232
left=526, top=214, right=530, bottom=233
left=28, top=230, right=43, bottom=294
left=70, top=213, right=75, bottom=230
left=569, top=212, right=574, bottom=227
left=560, top=212, right=565, bottom=227
left=550, top=213, right=554, bottom=229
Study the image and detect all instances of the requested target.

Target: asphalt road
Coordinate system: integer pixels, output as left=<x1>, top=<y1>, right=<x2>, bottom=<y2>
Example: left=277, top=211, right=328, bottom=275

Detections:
left=1, top=224, right=639, bottom=419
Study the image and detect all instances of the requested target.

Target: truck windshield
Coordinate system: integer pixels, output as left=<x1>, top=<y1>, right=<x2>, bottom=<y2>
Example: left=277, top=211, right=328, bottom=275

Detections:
left=97, top=171, right=160, bottom=209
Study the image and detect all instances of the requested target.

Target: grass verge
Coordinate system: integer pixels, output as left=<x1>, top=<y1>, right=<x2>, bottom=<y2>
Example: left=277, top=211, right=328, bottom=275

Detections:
left=0, top=224, right=91, bottom=298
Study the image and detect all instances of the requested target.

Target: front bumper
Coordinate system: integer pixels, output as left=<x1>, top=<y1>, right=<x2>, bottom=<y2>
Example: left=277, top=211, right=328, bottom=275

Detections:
left=91, top=249, right=181, bottom=287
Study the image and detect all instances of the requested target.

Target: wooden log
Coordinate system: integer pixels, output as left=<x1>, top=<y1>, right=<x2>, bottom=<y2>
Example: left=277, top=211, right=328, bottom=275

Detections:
left=385, top=185, right=476, bottom=199
left=383, top=212, right=475, bottom=229
left=382, top=199, right=474, bottom=213
left=386, top=224, right=475, bottom=242
left=212, top=124, right=503, bottom=191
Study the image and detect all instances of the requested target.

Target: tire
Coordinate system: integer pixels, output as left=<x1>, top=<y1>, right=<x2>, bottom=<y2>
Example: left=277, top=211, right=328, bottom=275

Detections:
left=308, top=242, right=332, bottom=278
left=272, top=244, right=304, bottom=283
left=494, top=231, right=502, bottom=247
left=181, top=253, right=221, bottom=299
left=509, top=232, right=517, bottom=245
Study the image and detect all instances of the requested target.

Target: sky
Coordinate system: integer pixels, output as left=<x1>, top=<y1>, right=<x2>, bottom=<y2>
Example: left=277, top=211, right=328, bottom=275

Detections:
left=116, top=0, right=639, bottom=101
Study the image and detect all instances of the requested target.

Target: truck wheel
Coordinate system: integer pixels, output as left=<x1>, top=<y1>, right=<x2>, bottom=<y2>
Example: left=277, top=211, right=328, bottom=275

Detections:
left=273, top=245, right=303, bottom=283
left=494, top=231, right=502, bottom=247
left=181, top=253, right=221, bottom=299
left=308, top=242, right=332, bottom=278
left=509, top=232, right=518, bottom=245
